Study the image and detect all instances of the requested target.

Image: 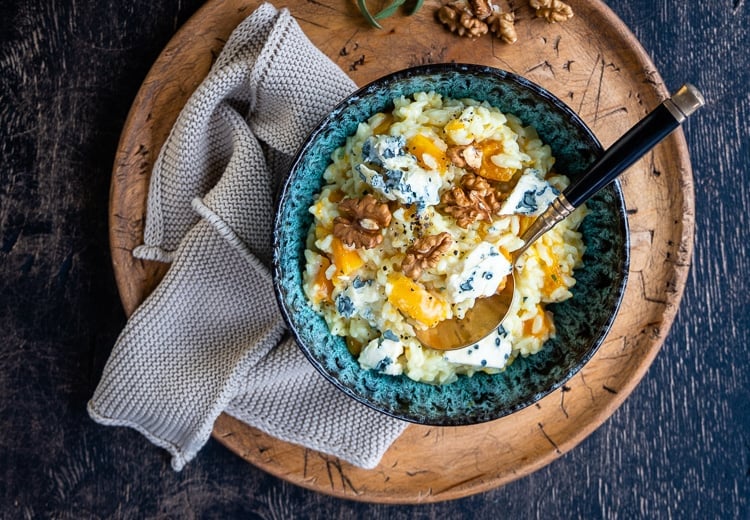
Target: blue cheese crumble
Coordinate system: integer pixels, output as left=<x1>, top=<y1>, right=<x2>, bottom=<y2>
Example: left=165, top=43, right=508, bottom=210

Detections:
left=334, top=276, right=379, bottom=323
left=359, top=332, right=404, bottom=375
left=442, top=325, right=513, bottom=369
left=446, top=242, right=512, bottom=301
left=356, top=135, right=440, bottom=208
left=499, top=168, right=559, bottom=217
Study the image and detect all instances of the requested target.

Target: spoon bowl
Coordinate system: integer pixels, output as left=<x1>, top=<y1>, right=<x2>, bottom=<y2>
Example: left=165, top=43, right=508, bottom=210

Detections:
left=414, top=279, right=516, bottom=349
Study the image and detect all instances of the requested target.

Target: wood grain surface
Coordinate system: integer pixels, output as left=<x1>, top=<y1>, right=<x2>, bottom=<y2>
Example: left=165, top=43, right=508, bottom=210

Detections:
left=110, top=0, right=693, bottom=503
left=1, top=0, right=747, bottom=516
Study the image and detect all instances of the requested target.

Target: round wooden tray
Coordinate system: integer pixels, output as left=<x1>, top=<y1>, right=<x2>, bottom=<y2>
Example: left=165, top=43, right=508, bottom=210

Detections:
left=109, top=0, right=694, bottom=504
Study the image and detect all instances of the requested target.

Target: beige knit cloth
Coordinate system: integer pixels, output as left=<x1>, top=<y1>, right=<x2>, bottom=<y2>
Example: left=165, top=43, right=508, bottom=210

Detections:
left=88, top=3, right=408, bottom=471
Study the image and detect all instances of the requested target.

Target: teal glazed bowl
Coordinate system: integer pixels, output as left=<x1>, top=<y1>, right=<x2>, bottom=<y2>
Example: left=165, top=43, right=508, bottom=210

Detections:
left=273, top=64, right=629, bottom=426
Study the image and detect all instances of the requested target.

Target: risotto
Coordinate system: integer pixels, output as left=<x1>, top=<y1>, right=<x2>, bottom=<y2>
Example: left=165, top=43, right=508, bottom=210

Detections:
left=302, top=92, right=586, bottom=385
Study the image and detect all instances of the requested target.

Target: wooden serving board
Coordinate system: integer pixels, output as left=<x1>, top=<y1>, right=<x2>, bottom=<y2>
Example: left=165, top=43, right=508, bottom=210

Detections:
left=109, top=0, right=694, bottom=503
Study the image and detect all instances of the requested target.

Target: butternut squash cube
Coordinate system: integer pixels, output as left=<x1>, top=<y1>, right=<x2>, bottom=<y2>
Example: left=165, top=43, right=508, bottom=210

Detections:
left=331, top=236, right=364, bottom=280
left=387, top=273, right=449, bottom=328
left=309, top=256, right=333, bottom=304
left=477, top=139, right=515, bottom=182
left=407, top=134, right=450, bottom=172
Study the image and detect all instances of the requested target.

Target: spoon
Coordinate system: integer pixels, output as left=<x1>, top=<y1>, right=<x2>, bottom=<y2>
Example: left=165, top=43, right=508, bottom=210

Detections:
left=415, top=84, right=705, bottom=351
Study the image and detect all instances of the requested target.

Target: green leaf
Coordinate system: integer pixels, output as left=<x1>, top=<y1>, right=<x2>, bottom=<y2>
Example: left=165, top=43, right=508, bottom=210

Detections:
left=406, top=0, right=424, bottom=16
left=357, top=0, right=383, bottom=28
left=374, top=0, right=406, bottom=19
left=358, top=0, right=424, bottom=28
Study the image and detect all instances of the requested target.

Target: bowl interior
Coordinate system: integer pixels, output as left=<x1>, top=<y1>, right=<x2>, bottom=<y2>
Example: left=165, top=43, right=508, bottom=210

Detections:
left=273, top=64, right=629, bottom=426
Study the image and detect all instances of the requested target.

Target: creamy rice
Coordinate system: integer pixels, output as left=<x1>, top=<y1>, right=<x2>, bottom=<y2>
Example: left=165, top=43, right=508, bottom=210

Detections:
left=302, top=92, right=586, bottom=385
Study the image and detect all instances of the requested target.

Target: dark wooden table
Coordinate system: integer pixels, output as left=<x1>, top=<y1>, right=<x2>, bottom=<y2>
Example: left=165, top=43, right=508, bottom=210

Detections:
left=1, top=0, right=747, bottom=517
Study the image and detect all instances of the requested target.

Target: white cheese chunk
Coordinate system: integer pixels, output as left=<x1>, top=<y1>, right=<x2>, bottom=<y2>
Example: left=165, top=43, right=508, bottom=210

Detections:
left=443, top=325, right=513, bottom=370
left=446, top=242, right=512, bottom=301
left=499, top=168, right=560, bottom=217
left=334, top=277, right=380, bottom=323
left=359, top=332, right=404, bottom=375
left=356, top=135, right=441, bottom=208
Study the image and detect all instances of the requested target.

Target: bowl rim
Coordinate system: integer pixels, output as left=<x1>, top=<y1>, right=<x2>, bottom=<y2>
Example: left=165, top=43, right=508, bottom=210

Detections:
left=273, top=63, right=630, bottom=426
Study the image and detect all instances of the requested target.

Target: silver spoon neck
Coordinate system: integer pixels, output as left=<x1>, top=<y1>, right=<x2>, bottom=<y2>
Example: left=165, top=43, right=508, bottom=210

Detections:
left=515, top=195, right=576, bottom=260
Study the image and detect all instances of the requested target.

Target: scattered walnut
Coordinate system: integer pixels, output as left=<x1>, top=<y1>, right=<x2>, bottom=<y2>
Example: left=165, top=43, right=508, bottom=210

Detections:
left=402, top=232, right=454, bottom=280
left=469, top=0, right=493, bottom=20
left=333, top=194, right=392, bottom=249
left=487, top=8, right=517, bottom=44
left=447, top=145, right=483, bottom=171
left=437, top=0, right=570, bottom=43
left=441, top=187, right=487, bottom=228
left=462, top=173, right=494, bottom=198
left=463, top=146, right=483, bottom=170
left=529, top=0, right=574, bottom=23
left=437, top=1, right=489, bottom=39
left=440, top=173, right=502, bottom=228
left=446, top=146, right=467, bottom=168
left=463, top=174, right=503, bottom=213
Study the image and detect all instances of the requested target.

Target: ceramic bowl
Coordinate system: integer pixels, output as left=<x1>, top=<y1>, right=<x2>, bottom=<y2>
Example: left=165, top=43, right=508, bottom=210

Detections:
left=273, top=64, right=629, bottom=426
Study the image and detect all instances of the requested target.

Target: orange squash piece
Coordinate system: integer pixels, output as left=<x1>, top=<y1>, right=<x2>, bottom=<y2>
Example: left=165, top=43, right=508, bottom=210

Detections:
left=476, top=139, right=515, bottom=182
left=541, top=262, right=566, bottom=296
left=309, top=256, right=334, bottom=304
left=407, top=134, right=450, bottom=172
left=387, top=273, right=449, bottom=328
left=522, top=305, right=554, bottom=338
left=331, top=236, right=364, bottom=281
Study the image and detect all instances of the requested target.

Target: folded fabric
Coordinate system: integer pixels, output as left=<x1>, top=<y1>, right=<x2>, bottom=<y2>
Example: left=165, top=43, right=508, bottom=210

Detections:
left=89, top=3, right=408, bottom=471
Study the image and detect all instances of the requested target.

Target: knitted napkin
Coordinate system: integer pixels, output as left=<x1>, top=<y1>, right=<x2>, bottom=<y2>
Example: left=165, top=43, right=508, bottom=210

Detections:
left=88, top=3, right=408, bottom=471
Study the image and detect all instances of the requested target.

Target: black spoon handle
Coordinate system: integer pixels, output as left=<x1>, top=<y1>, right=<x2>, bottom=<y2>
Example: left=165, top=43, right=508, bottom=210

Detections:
left=516, top=84, right=704, bottom=256
left=563, top=84, right=705, bottom=208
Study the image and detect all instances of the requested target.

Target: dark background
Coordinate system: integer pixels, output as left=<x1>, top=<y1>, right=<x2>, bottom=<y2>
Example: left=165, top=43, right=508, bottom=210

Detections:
left=1, top=0, right=748, bottom=518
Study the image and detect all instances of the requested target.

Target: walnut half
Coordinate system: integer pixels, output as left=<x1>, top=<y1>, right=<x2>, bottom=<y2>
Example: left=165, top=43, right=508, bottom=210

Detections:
left=487, top=8, right=517, bottom=44
left=333, top=194, right=392, bottom=249
left=469, top=0, right=493, bottom=20
left=440, top=173, right=502, bottom=228
left=529, top=0, right=574, bottom=23
left=402, top=232, right=454, bottom=280
left=447, top=144, right=483, bottom=171
left=437, top=1, right=489, bottom=39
